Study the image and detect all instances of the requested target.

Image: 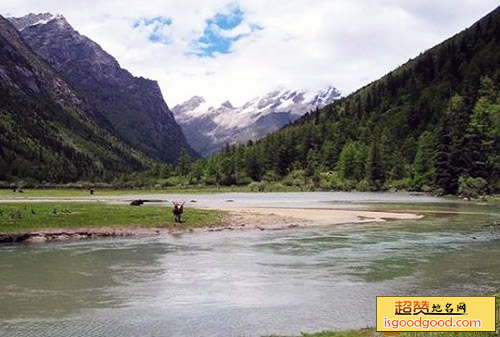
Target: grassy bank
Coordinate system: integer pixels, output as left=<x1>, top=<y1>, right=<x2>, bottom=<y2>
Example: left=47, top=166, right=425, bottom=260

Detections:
left=0, top=202, right=223, bottom=234
left=0, top=185, right=306, bottom=198
left=291, top=328, right=498, bottom=337
left=0, top=187, right=241, bottom=197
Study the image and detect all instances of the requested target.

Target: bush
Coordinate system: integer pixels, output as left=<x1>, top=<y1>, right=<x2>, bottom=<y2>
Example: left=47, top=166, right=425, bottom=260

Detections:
left=433, top=187, right=445, bottom=196
left=165, top=176, right=184, bottom=187
left=262, top=171, right=279, bottom=183
left=93, top=182, right=113, bottom=189
left=268, top=183, right=285, bottom=192
left=248, top=181, right=265, bottom=192
left=235, top=172, right=252, bottom=185
left=319, top=174, right=332, bottom=191
left=356, top=179, right=372, bottom=191
left=17, top=178, right=38, bottom=188
left=386, top=177, right=412, bottom=191
left=328, top=172, right=355, bottom=190
left=421, top=185, right=433, bottom=193
left=283, top=170, right=307, bottom=188
left=458, top=176, right=488, bottom=199
left=114, top=181, right=139, bottom=189
left=65, top=183, right=84, bottom=189
left=202, top=174, right=217, bottom=185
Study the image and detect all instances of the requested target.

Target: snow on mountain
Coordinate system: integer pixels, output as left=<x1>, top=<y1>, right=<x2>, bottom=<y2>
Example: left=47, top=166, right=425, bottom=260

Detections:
left=172, top=86, right=341, bottom=156
left=8, top=13, right=62, bottom=31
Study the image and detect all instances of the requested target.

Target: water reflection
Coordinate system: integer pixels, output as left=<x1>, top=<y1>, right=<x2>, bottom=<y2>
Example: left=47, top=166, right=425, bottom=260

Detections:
left=0, top=239, right=168, bottom=319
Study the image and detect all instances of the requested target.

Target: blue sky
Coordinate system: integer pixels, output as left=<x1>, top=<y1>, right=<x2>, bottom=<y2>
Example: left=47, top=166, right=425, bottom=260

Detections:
left=195, top=6, right=245, bottom=56
left=133, top=16, right=173, bottom=44
left=192, top=5, right=261, bottom=57
left=132, top=5, right=262, bottom=57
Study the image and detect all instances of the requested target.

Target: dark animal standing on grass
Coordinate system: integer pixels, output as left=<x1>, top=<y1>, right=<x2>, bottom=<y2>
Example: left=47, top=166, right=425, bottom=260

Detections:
left=172, top=201, right=185, bottom=223
left=90, top=188, right=94, bottom=195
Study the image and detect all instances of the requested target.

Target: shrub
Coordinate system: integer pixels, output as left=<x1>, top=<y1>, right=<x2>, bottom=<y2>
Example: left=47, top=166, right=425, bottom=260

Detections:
left=262, top=171, right=279, bottom=183
left=328, top=172, right=355, bottom=190
left=386, top=177, right=412, bottom=191
left=248, top=181, right=265, bottom=192
left=202, top=174, right=217, bottom=185
left=458, top=176, right=488, bottom=199
left=165, top=176, right=184, bottom=187
left=356, top=179, right=372, bottom=191
left=283, top=170, right=306, bottom=187
left=235, top=172, right=252, bottom=185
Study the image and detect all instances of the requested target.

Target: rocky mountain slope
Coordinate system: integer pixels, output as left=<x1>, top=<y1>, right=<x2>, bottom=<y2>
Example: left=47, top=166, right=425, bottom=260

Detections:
left=10, top=13, right=196, bottom=163
left=0, top=15, right=149, bottom=182
left=172, top=87, right=340, bottom=156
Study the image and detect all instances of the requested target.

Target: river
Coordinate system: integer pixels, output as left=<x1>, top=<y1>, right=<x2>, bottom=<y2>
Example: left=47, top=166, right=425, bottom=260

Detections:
left=0, top=192, right=499, bottom=336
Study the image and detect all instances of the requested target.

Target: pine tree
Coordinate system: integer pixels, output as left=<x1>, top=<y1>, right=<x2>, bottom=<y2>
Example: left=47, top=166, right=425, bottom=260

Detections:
left=275, top=145, right=290, bottom=177
left=178, top=148, right=191, bottom=177
left=305, top=148, right=319, bottom=177
left=366, top=140, right=385, bottom=188
left=245, top=148, right=261, bottom=181
left=320, top=140, right=337, bottom=170
left=413, top=131, right=436, bottom=188
left=435, top=95, right=469, bottom=194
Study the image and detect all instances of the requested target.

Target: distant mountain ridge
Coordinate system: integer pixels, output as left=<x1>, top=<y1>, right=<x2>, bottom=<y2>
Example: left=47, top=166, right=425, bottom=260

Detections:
left=0, top=14, right=149, bottom=182
left=9, top=12, right=60, bottom=30
left=173, top=86, right=340, bottom=156
left=10, top=13, right=197, bottom=162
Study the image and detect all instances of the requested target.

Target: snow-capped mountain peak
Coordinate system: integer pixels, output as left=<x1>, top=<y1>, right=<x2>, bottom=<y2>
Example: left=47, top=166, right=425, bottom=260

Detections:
left=172, top=86, right=340, bottom=156
left=8, top=13, right=65, bottom=31
left=221, top=100, right=234, bottom=109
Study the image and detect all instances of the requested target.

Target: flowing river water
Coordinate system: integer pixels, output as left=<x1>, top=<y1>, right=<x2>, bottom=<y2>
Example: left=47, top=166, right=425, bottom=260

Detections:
left=0, top=192, right=499, bottom=336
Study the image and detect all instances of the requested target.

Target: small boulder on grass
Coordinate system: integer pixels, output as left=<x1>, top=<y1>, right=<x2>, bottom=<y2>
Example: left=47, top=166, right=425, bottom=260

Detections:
left=130, top=200, right=145, bottom=206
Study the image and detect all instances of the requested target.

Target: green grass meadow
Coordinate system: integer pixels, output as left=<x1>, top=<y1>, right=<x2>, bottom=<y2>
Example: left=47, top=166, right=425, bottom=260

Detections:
left=0, top=202, right=223, bottom=233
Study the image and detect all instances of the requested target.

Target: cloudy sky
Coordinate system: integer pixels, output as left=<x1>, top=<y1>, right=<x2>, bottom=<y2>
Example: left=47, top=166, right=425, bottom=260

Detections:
left=2, top=0, right=499, bottom=106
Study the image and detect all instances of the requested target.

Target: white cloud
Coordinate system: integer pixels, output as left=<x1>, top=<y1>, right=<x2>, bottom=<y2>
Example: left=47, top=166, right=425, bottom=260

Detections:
left=2, top=0, right=499, bottom=106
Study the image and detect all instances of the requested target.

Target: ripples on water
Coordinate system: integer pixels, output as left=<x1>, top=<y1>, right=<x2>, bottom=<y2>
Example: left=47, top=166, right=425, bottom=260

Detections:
left=0, top=193, right=499, bottom=337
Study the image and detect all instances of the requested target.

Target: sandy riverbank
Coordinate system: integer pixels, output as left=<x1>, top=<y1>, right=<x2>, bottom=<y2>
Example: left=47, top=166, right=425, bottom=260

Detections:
left=214, top=206, right=423, bottom=228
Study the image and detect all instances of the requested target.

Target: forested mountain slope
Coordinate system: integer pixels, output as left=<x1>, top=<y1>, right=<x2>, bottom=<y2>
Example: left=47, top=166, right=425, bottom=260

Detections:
left=205, top=6, right=500, bottom=194
left=0, top=15, right=150, bottom=183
